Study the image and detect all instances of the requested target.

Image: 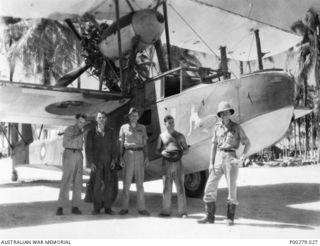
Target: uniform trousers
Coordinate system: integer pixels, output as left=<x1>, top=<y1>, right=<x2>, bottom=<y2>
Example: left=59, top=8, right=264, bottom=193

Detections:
left=92, top=164, right=118, bottom=211
left=161, top=160, right=187, bottom=215
left=121, top=150, right=146, bottom=210
left=203, top=150, right=239, bottom=205
left=58, top=149, right=83, bottom=208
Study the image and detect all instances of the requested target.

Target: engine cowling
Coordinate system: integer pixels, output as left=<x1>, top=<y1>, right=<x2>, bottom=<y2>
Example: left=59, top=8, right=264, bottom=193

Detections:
left=98, top=9, right=165, bottom=59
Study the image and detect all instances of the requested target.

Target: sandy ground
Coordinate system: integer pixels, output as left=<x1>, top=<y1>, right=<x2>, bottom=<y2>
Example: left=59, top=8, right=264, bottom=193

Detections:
left=0, top=158, right=320, bottom=240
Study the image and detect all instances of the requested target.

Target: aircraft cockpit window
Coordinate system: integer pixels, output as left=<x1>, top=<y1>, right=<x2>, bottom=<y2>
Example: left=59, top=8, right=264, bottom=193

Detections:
left=163, top=69, right=208, bottom=98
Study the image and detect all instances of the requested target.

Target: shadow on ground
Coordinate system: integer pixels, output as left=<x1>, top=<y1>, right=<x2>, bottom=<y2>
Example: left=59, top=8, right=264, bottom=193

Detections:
left=0, top=182, right=319, bottom=230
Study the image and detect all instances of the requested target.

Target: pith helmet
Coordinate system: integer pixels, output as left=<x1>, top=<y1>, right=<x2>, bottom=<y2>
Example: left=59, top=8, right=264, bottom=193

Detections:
left=128, top=107, right=139, bottom=115
left=217, top=101, right=235, bottom=117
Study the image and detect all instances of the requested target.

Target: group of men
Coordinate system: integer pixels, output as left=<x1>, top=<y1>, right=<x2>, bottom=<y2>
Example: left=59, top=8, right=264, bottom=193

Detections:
left=55, top=101, right=250, bottom=226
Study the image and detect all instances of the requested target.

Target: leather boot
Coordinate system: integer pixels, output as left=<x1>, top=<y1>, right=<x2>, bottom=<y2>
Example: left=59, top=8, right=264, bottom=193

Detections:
left=198, top=202, right=216, bottom=224
left=226, top=202, right=236, bottom=226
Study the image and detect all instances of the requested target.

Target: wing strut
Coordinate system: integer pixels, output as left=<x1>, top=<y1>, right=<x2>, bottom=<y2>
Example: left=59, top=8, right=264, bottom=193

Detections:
left=115, top=0, right=125, bottom=94
left=65, top=19, right=82, bottom=40
left=0, top=124, right=13, bottom=150
left=162, top=1, right=172, bottom=70
left=254, top=29, right=264, bottom=70
left=12, top=124, right=27, bottom=145
left=220, top=46, right=230, bottom=79
left=38, top=124, right=43, bottom=140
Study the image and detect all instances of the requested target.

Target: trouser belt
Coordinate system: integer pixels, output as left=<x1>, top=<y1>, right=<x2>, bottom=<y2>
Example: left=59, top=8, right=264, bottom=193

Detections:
left=219, top=149, right=235, bottom=152
left=65, top=148, right=82, bottom=152
left=125, top=147, right=144, bottom=151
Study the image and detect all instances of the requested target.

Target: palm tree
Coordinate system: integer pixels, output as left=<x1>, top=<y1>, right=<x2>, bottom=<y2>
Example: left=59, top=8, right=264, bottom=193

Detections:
left=0, top=17, right=26, bottom=81
left=1, top=18, right=83, bottom=162
left=291, top=7, right=320, bottom=161
left=9, top=18, right=82, bottom=85
left=163, top=45, right=201, bottom=69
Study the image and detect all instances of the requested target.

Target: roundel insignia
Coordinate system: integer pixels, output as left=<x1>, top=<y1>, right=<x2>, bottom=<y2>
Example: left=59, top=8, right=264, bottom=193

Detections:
left=40, top=143, right=46, bottom=160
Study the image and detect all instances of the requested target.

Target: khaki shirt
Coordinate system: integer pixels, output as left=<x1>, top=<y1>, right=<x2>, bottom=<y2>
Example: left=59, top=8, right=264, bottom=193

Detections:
left=212, top=120, right=249, bottom=150
left=62, top=125, right=84, bottom=150
left=119, top=123, right=148, bottom=148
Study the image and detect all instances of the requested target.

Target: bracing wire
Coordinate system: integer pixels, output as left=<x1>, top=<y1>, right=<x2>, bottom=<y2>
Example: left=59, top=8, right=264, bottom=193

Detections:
left=168, top=3, right=219, bottom=58
left=169, top=3, right=243, bottom=79
left=244, top=33, right=255, bottom=72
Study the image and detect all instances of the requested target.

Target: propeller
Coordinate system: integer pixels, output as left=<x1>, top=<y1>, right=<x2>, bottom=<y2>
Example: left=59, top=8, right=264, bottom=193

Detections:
left=58, top=8, right=165, bottom=89
left=55, top=19, right=92, bottom=87
left=56, top=63, right=91, bottom=87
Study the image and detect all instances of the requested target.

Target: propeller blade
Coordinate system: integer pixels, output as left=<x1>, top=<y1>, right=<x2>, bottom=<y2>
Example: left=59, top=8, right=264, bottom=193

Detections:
left=56, top=64, right=91, bottom=87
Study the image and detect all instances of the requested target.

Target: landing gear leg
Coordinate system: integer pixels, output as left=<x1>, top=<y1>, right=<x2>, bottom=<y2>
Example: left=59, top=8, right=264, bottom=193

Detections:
left=11, top=168, right=18, bottom=181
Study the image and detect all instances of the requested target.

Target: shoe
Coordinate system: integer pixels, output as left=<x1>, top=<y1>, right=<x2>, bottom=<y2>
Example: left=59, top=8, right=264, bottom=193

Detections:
left=138, top=210, right=150, bottom=216
left=226, top=203, right=236, bottom=226
left=119, top=209, right=129, bottom=215
left=91, top=209, right=100, bottom=215
left=180, top=214, right=188, bottom=219
left=225, top=218, right=234, bottom=226
left=158, top=212, right=170, bottom=217
left=198, top=202, right=215, bottom=224
left=56, top=207, right=63, bottom=216
left=71, top=207, right=82, bottom=215
left=197, top=216, right=214, bottom=224
left=104, top=208, right=115, bottom=215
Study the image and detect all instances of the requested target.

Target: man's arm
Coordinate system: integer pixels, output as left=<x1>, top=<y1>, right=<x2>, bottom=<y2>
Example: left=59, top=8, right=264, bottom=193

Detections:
left=84, top=130, right=95, bottom=171
left=180, top=134, right=189, bottom=155
left=119, top=125, right=125, bottom=167
left=210, top=126, right=218, bottom=168
left=155, top=136, right=163, bottom=156
left=111, top=129, right=118, bottom=161
left=64, top=124, right=89, bottom=139
left=142, top=125, right=149, bottom=167
left=209, top=143, right=217, bottom=168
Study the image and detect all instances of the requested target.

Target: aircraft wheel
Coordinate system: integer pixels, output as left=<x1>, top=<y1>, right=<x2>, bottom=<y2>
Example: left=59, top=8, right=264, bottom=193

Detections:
left=11, top=169, right=18, bottom=182
left=184, top=171, right=207, bottom=198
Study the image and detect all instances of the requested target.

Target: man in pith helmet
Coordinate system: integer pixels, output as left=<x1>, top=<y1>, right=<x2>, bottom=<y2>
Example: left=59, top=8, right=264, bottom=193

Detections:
left=198, top=101, right=250, bottom=226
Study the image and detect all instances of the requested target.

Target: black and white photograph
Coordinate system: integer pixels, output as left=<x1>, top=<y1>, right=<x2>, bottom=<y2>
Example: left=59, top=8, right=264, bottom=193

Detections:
left=0, top=0, right=319, bottom=244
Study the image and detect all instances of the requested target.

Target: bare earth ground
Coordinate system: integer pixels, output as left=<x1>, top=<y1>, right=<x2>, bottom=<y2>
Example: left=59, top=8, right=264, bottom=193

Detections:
left=0, top=158, right=319, bottom=239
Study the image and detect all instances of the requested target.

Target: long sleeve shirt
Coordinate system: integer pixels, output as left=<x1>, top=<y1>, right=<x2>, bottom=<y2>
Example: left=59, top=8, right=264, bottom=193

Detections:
left=62, top=125, right=84, bottom=150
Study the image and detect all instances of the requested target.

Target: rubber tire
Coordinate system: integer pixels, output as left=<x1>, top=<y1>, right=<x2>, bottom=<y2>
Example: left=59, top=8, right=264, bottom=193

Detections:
left=184, top=170, right=207, bottom=198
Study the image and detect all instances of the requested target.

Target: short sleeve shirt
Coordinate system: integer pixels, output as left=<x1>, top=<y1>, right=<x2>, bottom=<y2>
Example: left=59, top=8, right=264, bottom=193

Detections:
left=212, top=120, right=249, bottom=150
left=62, top=125, right=84, bottom=149
left=119, top=123, right=148, bottom=148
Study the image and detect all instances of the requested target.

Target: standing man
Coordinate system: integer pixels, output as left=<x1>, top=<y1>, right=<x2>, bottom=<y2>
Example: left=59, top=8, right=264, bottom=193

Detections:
left=156, top=115, right=189, bottom=218
left=119, top=107, right=150, bottom=216
left=198, top=101, right=250, bottom=225
left=56, top=113, right=88, bottom=216
left=85, top=112, right=118, bottom=215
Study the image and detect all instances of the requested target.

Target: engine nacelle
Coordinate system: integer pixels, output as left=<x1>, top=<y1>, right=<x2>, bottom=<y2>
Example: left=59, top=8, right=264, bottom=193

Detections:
left=99, top=9, right=165, bottom=59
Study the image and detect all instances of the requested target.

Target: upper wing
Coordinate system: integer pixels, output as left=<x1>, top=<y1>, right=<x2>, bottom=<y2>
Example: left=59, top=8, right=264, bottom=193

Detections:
left=0, top=0, right=308, bottom=61
left=0, top=80, right=130, bottom=126
left=0, top=0, right=163, bottom=20
left=166, top=0, right=303, bottom=61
